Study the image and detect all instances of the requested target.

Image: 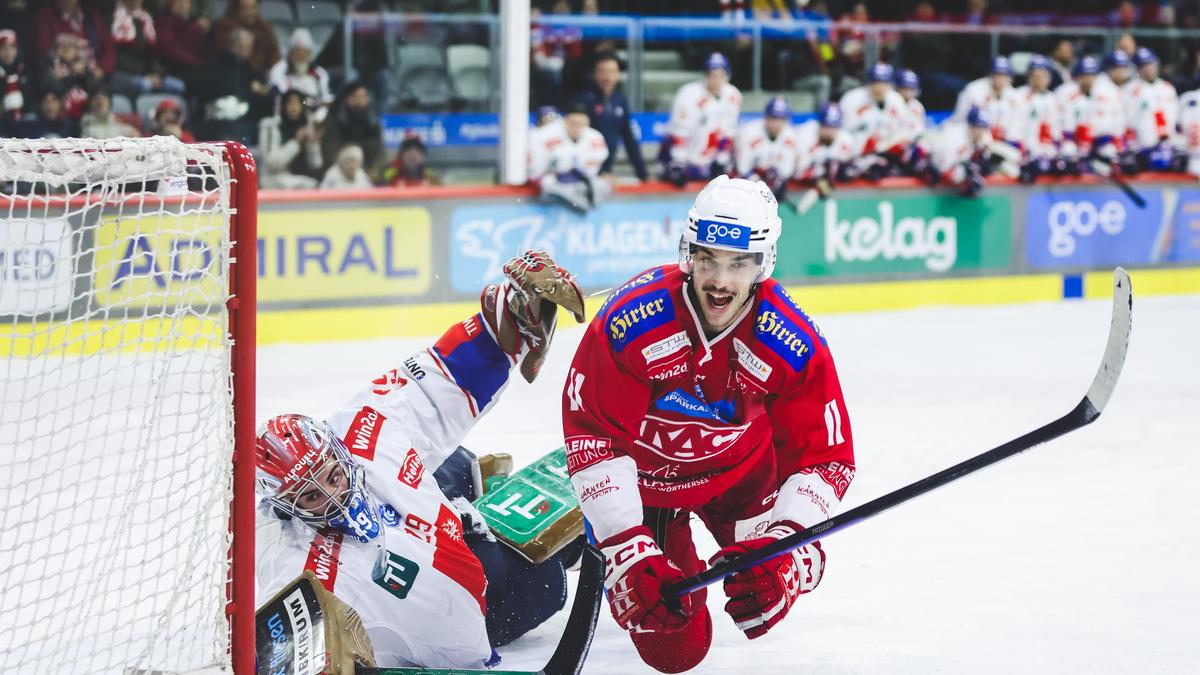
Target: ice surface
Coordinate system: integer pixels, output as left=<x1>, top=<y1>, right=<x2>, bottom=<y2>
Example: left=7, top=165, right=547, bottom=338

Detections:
left=257, top=294, right=1200, bottom=674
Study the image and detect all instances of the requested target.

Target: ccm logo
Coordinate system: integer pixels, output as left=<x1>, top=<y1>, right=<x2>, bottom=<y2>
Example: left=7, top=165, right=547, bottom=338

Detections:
left=398, top=448, right=424, bottom=488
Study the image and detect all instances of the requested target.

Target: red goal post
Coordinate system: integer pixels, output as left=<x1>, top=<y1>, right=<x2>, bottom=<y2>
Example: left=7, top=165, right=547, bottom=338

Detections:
left=0, top=138, right=256, bottom=674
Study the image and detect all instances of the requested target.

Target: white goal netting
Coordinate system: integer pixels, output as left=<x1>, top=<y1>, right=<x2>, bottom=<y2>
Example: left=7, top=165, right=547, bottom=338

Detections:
left=0, top=138, right=241, bottom=674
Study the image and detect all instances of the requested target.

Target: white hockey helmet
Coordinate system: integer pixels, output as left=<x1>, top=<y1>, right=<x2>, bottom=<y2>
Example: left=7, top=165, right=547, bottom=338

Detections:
left=679, top=175, right=782, bottom=282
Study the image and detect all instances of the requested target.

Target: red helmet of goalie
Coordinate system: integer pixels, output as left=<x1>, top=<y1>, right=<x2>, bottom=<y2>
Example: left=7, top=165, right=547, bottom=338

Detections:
left=255, top=413, right=382, bottom=542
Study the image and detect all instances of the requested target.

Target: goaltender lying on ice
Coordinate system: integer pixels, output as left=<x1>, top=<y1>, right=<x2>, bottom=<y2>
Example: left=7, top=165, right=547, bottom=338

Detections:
left=253, top=251, right=590, bottom=670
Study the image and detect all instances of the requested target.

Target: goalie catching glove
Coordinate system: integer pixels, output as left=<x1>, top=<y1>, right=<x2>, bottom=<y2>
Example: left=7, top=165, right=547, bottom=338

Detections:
left=710, top=521, right=826, bottom=639
left=481, top=250, right=585, bottom=383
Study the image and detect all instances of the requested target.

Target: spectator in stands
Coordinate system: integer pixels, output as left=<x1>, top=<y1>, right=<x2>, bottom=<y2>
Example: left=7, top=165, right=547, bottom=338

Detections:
left=156, top=0, right=210, bottom=89
left=528, top=101, right=610, bottom=212
left=81, top=89, right=138, bottom=138
left=0, top=28, right=29, bottom=129
left=1048, top=39, right=1076, bottom=90
left=211, top=0, right=281, bottom=75
left=530, top=0, right=583, bottom=108
left=152, top=97, right=195, bottom=142
left=321, top=144, right=373, bottom=190
left=0, top=1, right=32, bottom=41
left=383, top=135, right=441, bottom=187
left=193, top=26, right=270, bottom=145
left=267, top=28, right=333, bottom=119
left=259, top=89, right=324, bottom=189
left=41, top=33, right=100, bottom=121
left=19, top=90, right=77, bottom=138
left=321, top=81, right=385, bottom=183
left=109, top=0, right=185, bottom=102
left=660, top=52, right=741, bottom=186
left=575, top=52, right=647, bottom=182
left=1116, top=32, right=1138, bottom=57
left=32, top=0, right=115, bottom=77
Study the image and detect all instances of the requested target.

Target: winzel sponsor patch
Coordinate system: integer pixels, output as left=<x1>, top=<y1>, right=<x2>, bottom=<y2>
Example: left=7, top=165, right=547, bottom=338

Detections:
left=344, top=406, right=386, bottom=461
left=304, top=530, right=343, bottom=592
left=606, top=288, right=675, bottom=352
left=732, top=338, right=772, bottom=382
left=755, top=299, right=815, bottom=372
left=641, top=331, right=690, bottom=364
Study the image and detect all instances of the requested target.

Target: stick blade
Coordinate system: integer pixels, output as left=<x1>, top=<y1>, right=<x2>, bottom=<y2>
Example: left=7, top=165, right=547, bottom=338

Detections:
left=1085, top=267, right=1133, bottom=414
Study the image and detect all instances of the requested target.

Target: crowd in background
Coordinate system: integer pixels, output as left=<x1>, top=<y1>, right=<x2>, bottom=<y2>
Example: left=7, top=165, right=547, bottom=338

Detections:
left=7, top=0, right=1200, bottom=194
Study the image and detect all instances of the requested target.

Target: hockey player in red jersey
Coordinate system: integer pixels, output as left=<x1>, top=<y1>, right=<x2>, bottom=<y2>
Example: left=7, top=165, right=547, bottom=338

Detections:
left=562, top=176, right=855, bottom=673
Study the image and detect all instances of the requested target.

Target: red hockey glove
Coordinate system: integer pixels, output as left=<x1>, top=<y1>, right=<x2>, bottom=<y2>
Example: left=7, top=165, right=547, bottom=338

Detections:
left=710, top=521, right=825, bottom=639
left=598, top=525, right=694, bottom=633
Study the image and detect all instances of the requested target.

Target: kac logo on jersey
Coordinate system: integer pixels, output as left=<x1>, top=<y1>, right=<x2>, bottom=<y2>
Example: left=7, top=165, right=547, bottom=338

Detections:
left=378, top=503, right=401, bottom=527
left=607, top=288, right=675, bottom=352
left=755, top=299, right=815, bottom=372
left=697, top=219, right=751, bottom=250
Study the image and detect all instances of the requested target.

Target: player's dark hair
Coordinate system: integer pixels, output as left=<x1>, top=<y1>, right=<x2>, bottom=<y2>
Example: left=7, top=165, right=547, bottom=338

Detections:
left=593, top=51, right=621, bottom=70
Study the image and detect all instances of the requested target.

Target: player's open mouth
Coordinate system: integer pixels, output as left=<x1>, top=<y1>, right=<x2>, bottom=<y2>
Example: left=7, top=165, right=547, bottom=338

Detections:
left=705, top=292, right=734, bottom=312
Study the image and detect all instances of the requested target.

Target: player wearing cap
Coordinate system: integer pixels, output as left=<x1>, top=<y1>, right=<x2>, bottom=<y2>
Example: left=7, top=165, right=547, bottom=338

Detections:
left=837, top=61, right=911, bottom=181
left=1100, top=49, right=1133, bottom=89
left=1122, top=47, right=1185, bottom=173
left=660, top=52, right=743, bottom=186
left=528, top=101, right=612, bottom=212
left=1015, top=55, right=1066, bottom=183
left=931, top=106, right=1020, bottom=197
left=792, top=102, right=856, bottom=198
left=734, top=95, right=798, bottom=199
left=1057, top=55, right=1129, bottom=175
left=562, top=176, right=855, bottom=673
left=953, top=55, right=1025, bottom=145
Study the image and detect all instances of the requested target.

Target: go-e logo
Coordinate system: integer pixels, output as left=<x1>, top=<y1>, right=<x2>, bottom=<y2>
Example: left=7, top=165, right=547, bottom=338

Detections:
left=698, top=219, right=750, bottom=249
left=1047, top=199, right=1126, bottom=258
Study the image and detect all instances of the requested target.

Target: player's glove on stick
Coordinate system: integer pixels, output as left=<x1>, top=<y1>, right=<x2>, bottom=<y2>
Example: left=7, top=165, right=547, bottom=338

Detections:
left=481, top=250, right=585, bottom=383
left=599, top=525, right=694, bottom=633
left=710, top=521, right=825, bottom=639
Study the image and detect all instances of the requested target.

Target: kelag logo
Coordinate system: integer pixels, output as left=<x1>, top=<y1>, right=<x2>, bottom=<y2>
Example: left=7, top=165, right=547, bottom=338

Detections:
left=1025, top=191, right=1164, bottom=269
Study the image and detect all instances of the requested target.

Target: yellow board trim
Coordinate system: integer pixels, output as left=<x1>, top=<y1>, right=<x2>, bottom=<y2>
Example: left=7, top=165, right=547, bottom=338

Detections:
left=5, top=268, right=1200, bottom=355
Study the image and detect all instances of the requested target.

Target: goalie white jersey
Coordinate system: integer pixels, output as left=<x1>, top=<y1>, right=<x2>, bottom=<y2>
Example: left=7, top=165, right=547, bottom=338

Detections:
left=256, top=314, right=522, bottom=668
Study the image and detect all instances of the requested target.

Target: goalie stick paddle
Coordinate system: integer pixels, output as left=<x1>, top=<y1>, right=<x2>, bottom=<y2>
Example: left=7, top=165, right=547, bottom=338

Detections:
left=357, top=544, right=605, bottom=675
left=664, top=267, right=1133, bottom=601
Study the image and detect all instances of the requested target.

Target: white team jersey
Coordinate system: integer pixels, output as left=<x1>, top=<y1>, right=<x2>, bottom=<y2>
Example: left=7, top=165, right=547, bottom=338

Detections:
left=837, top=86, right=909, bottom=155
left=897, top=97, right=928, bottom=147
left=1057, top=78, right=1125, bottom=151
left=1015, top=85, right=1064, bottom=158
left=1179, top=90, right=1200, bottom=175
left=792, top=120, right=855, bottom=181
left=527, top=120, right=609, bottom=184
left=665, top=79, right=742, bottom=167
left=257, top=316, right=523, bottom=668
left=953, top=77, right=1025, bottom=144
left=734, top=119, right=798, bottom=180
left=928, top=121, right=993, bottom=184
left=1123, top=76, right=1180, bottom=150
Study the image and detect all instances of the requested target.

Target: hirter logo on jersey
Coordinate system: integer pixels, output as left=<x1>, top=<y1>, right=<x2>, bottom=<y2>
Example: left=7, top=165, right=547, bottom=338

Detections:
left=371, top=368, right=408, bottom=396
left=565, top=435, right=613, bottom=473
left=755, top=299, right=815, bottom=372
left=607, top=289, right=675, bottom=352
left=398, top=448, right=425, bottom=488
left=344, top=406, right=385, bottom=461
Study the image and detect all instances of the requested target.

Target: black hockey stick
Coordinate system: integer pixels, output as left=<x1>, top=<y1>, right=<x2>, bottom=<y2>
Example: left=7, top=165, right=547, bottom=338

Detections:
left=664, top=267, right=1133, bottom=601
left=1089, top=156, right=1147, bottom=208
left=358, top=544, right=605, bottom=675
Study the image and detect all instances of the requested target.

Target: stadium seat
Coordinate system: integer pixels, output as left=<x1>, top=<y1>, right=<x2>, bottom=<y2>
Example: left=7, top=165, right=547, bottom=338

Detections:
left=395, top=43, right=454, bottom=109
left=642, top=50, right=684, bottom=71
left=642, top=70, right=695, bottom=112
left=447, top=44, right=491, bottom=109
left=309, top=21, right=339, bottom=54
left=110, top=94, right=134, bottom=115
left=296, top=0, right=343, bottom=22
left=135, top=93, right=188, bottom=129
left=259, top=0, right=296, bottom=24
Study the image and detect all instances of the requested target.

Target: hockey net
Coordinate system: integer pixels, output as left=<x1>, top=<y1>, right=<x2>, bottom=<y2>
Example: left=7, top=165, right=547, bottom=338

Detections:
left=0, top=138, right=256, bottom=674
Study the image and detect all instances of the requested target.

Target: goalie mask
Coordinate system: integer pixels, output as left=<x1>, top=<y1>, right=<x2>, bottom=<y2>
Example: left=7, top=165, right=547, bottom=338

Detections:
left=256, top=414, right=382, bottom=543
left=679, top=175, right=783, bottom=283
